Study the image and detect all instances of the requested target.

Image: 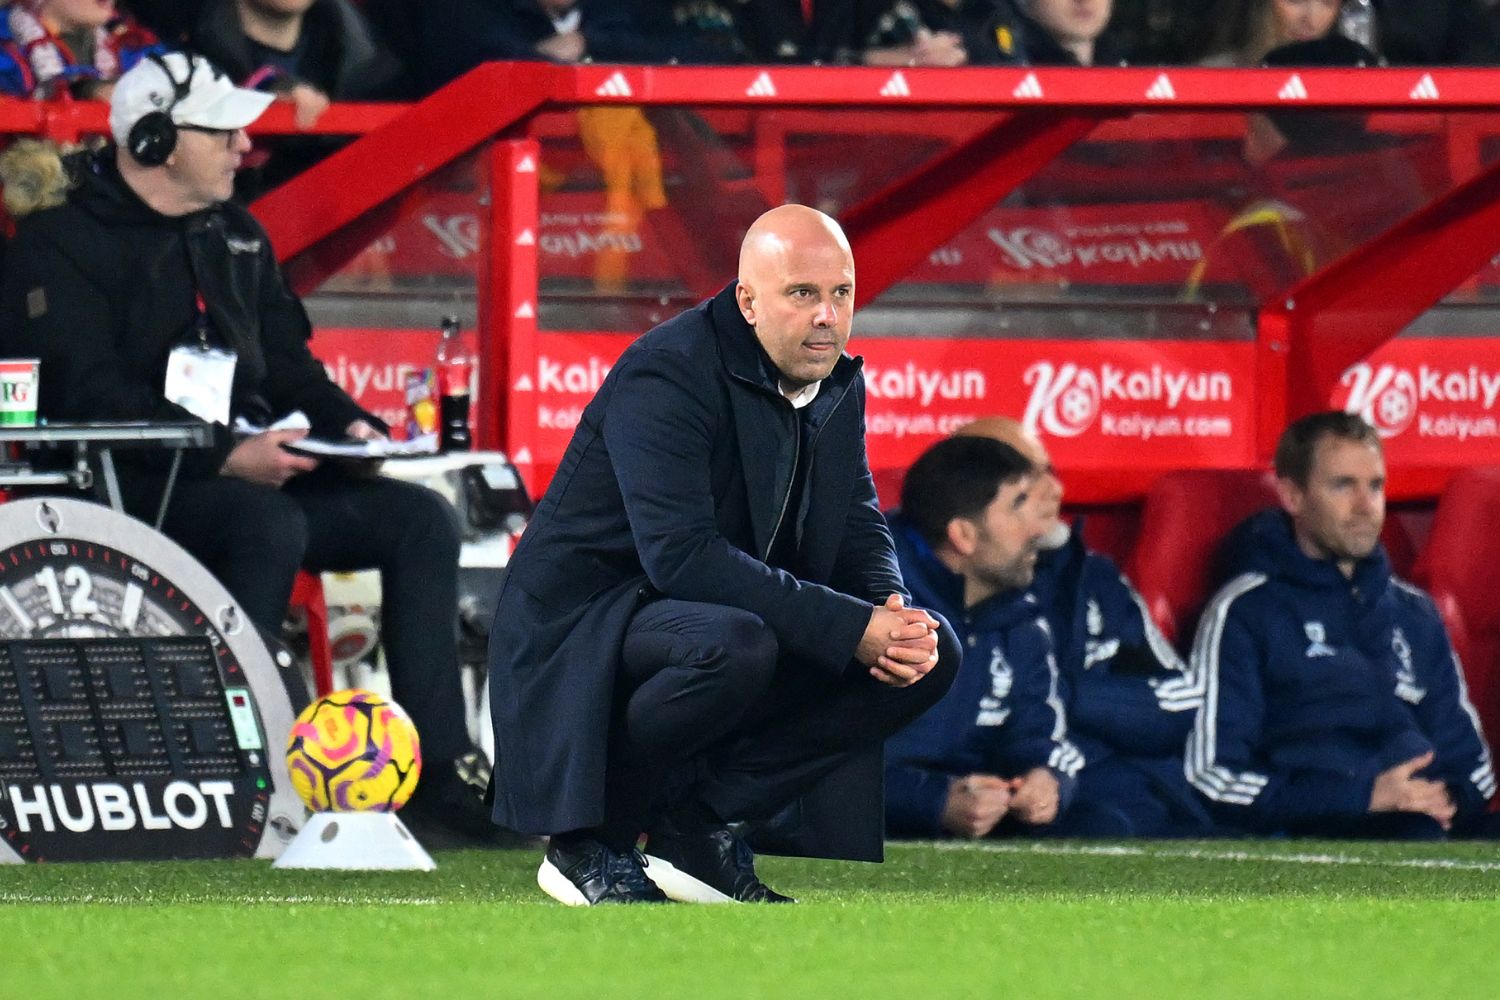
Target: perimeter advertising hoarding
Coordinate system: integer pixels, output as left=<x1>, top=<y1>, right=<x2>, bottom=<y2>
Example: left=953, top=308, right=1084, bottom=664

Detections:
left=1331, top=339, right=1500, bottom=465
left=314, top=329, right=1258, bottom=486
left=344, top=196, right=1232, bottom=289
left=312, top=329, right=1500, bottom=496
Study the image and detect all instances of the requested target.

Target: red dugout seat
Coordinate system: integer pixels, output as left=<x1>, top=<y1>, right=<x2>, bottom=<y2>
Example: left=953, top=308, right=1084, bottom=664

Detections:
left=1127, top=469, right=1279, bottom=649
left=1409, top=466, right=1500, bottom=752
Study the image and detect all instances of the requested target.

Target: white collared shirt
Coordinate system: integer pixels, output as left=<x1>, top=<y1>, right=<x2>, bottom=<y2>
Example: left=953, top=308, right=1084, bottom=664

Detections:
left=780, top=379, right=822, bottom=409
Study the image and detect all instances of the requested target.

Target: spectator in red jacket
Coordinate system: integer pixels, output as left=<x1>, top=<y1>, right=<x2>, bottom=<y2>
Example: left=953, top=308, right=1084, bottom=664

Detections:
left=7, top=0, right=159, bottom=99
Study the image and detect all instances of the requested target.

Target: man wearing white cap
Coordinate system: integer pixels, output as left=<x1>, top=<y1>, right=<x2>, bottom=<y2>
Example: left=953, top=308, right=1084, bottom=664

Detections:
left=0, top=51, right=508, bottom=846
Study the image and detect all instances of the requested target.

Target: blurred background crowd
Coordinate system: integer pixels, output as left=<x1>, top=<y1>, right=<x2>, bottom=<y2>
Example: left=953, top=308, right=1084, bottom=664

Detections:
left=3, top=0, right=1499, bottom=110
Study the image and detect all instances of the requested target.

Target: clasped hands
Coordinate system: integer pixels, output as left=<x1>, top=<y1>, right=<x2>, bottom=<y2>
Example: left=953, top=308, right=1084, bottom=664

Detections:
left=857, top=593, right=941, bottom=688
left=941, top=767, right=1061, bottom=839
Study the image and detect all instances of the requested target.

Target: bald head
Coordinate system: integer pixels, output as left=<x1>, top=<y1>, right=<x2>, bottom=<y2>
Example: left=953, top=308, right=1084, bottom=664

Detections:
left=955, top=417, right=1047, bottom=465
left=955, top=415, right=1069, bottom=548
left=735, top=204, right=856, bottom=395
left=738, top=204, right=852, bottom=281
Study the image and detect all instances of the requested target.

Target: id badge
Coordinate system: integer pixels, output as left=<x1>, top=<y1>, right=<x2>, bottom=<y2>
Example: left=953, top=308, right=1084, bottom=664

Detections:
left=165, top=344, right=237, bottom=426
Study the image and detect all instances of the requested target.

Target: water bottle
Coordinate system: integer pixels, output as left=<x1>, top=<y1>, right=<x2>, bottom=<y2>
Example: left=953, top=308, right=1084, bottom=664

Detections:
left=1338, top=0, right=1378, bottom=54
left=435, top=315, right=473, bottom=452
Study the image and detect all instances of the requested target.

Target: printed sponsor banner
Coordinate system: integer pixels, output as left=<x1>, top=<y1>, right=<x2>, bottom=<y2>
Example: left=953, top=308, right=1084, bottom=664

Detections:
left=311, top=327, right=479, bottom=437
left=340, top=192, right=678, bottom=281
left=307, top=328, right=1500, bottom=498
left=338, top=193, right=1234, bottom=288
left=1334, top=339, right=1500, bottom=463
left=510, top=333, right=1258, bottom=485
left=310, top=328, right=1258, bottom=484
left=907, top=201, right=1232, bottom=286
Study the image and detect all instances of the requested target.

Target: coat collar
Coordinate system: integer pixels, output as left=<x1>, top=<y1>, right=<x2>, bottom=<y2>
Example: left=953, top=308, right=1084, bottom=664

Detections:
left=709, top=281, right=862, bottom=560
left=709, top=281, right=861, bottom=404
left=1223, top=508, right=1393, bottom=605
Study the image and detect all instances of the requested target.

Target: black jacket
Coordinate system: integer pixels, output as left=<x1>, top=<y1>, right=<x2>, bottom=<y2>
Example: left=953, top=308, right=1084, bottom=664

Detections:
left=192, top=0, right=408, bottom=100
left=416, top=0, right=697, bottom=88
left=487, top=282, right=907, bottom=859
left=1377, top=0, right=1500, bottom=66
left=0, top=151, right=372, bottom=481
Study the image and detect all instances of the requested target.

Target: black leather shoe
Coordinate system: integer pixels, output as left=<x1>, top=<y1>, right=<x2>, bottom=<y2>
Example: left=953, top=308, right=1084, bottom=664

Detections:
left=644, top=823, right=795, bottom=903
left=537, top=837, right=670, bottom=905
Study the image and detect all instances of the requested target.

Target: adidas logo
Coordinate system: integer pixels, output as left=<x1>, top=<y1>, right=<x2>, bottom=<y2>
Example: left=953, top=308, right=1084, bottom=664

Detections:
left=594, top=71, right=632, bottom=98
left=516, top=154, right=536, bottom=174
left=513, top=375, right=533, bottom=391
left=514, top=301, right=535, bottom=320
left=515, top=228, right=535, bottom=246
left=1012, top=72, right=1043, bottom=99
left=745, top=72, right=777, bottom=98
left=1277, top=74, right=1308, bottom=100
left=512, top=447, right=532, bottom=465
left=1410, top=73, right=1440, bottom=100
left=1145, top=74, right=1176, bottom=100
left=880, top=71, right=911, bottom=98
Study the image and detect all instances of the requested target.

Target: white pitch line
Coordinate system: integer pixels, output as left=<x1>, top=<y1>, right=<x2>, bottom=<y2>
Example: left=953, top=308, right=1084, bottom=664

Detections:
left=906, top=840, right=1500, bottom=873
left=0, top=892, right=443, bottom=906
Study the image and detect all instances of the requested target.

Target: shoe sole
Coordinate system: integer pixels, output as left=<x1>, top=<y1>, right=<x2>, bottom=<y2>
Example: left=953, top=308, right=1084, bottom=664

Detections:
left=536, top=857, right=590, bottom=906
left=641, top=853, right=736, bottom=904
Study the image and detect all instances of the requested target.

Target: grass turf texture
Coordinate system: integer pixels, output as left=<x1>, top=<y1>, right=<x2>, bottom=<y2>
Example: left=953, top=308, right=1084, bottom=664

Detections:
left=4, top=839, right=1500, bottom=999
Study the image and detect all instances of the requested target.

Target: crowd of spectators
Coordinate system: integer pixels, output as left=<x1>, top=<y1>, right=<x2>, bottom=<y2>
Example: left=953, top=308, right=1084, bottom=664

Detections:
left=2, top=1, right=1499, bottom=112
left=0, top=1, right=1494, bottom=201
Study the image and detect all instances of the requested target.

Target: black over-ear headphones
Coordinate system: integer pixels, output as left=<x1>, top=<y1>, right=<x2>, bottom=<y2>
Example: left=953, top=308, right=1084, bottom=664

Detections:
left=126, top=52, right=198, bottom=167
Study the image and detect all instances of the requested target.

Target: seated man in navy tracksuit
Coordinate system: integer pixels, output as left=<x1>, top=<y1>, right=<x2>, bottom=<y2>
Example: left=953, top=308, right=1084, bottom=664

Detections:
left=954, top=418, right=1214, bottom=837
left=883, top=435, right=1091, bottom=839
left=1188, top=411, right=1496, bottom=838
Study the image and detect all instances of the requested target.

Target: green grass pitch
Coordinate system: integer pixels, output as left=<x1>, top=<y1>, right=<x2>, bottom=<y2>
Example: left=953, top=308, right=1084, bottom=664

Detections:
left=4, top=839, right=1499, bottom=999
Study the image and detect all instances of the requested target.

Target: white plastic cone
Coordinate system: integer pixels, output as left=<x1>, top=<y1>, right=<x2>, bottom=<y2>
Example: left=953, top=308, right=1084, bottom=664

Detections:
left=273, top=812, right=436, bottom=871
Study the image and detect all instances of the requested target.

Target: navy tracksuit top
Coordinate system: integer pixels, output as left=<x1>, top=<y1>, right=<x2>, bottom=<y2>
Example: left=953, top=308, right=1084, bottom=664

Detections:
left=883, top=516, right=1083, bottom=837
left=1187, top=509, right=1495, bottom=833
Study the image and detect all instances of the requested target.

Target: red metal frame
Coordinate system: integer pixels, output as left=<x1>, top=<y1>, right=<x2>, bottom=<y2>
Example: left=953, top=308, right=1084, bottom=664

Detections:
left=843, top=110, right=1112, bottom=308
left=11, top=65, right=1500, bottom=501
left=477, top=140, right=540, bottom=457
left=1267, top=156, right=1500, bottom=427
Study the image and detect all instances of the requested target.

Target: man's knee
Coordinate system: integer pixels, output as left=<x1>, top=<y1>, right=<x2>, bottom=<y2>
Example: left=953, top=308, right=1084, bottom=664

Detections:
left=918, top=617, right=963, bottom=707
left=866, top=616, right=959, bottom=725
left=391, top=481, right=461, bottom=559
left=223, top=488, right=309, bottom=575
left=264, top=501, right=310, bottom=574
left=704, top=610, right=779, bottom=701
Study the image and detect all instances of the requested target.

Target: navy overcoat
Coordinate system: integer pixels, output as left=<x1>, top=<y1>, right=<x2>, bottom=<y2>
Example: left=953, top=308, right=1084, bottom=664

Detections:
left=488, top=283, right=907, bottom=860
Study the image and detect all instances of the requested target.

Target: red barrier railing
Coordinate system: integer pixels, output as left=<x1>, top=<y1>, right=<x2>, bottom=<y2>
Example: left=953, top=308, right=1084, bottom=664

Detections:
left=7, top=65, right=1500, bottom=501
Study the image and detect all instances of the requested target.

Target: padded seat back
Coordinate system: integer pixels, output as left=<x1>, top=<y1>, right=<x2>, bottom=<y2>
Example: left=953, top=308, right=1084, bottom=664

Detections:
left=1127, top=469, right=1279, bottom=648
left=1410, top=466, right=1500, bottom=752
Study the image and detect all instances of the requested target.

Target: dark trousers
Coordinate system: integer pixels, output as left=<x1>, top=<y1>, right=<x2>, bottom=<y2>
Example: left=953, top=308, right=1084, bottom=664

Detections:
left=126, top=465, right=469, bottom=760
left=1282, top=812, right=1449, bottom=840
left=595, top=597, right=961, bottom=846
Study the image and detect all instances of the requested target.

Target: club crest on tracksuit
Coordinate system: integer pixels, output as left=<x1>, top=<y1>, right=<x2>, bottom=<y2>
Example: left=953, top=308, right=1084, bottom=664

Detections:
left=976, top=645, right=1013, bottom=727
left=1081, top=598, right=1120, bottom=669
left=1391, top=626, right=1426, bottom=704
left=1303, top=621, right=1335, bottom=658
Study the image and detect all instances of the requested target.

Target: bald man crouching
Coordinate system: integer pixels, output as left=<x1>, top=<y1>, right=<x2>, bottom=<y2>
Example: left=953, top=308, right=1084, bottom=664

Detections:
left=488, top=204, right=960, bottom=905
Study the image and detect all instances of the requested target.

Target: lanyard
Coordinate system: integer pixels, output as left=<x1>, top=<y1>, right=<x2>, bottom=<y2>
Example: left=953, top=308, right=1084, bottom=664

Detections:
left=194, top=291, right=210, bottom=348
